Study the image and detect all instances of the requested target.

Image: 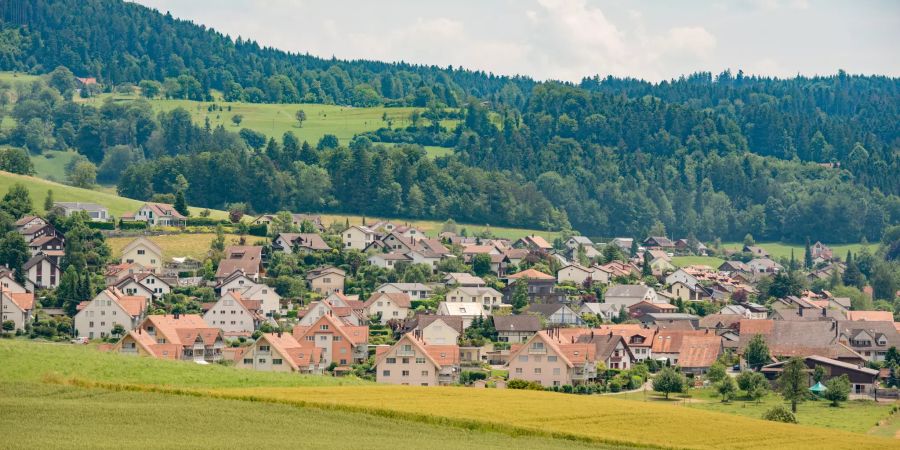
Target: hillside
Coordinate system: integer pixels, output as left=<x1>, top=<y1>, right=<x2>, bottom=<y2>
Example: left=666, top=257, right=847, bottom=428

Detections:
left=1, top=340, right=892, bottom=450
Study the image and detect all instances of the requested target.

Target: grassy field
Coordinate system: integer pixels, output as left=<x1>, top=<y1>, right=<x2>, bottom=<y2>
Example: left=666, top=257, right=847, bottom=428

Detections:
left=670, top=256, right=726, bottom=268
left=314, top=212, right=561, bottom=241
left=106, top=233, right=260, bottom=261
left=613, top=386, right=898, bottom=436
left=75, top=91, right=457, bottom=146
left=0, top=383, right=608, bottom=450
left=2, top=340, right=893, bottom=449
left=29, top=149, right=80, bottom=182
left=720, top=241, right=872, bottom=260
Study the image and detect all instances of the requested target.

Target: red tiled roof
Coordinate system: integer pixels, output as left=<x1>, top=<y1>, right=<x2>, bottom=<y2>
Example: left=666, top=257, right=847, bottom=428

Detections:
left=507, top=268, right=554, bottom=280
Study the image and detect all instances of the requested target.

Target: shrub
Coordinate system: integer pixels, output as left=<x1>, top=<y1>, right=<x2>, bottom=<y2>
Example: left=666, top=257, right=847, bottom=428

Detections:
left=762, top=405, right=798, bottom=423
left=119, top=220, right=148, bottom=230
left=248, top=224, right=267, bottom=237
left=507, top=379, right=545, bottom=390
left=86, top=221, right=115, bottom=230
left=608, top=380, right=622, bottom=392
left=185, top=217, right=227, bottom=227
left=460, top=371, right=488, bottom=384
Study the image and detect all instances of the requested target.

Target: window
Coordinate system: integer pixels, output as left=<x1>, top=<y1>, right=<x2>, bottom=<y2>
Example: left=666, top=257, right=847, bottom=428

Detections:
left=415, top=357, right=426, bottom=364
left=401, top=370, right=410, bottom=377
left=272, top=359, right=283, bottom=365
left=320, top=325, right=329, bottom=330
left=421, top=370, right=429, bottom=376
left=243, top=358, right=252, bottom=364
left=547, top=355, right=558, bottom=362
left=333, top=336, right=342, bottom=341
left=259, top=345, right=270, bottom=352
left=258, top=358, right=267, bottom=363
left=382, top=370, right=391, bottom=377
left=515, top=368, right=523, bottom=374
left=386, top=358, right=396, bottom=364
left=137, top=249, right=145, bottom=255
left=534, top=368, right=542, bottom=374
left=518, top=355, right=528, bottom=362
left=402, top=358, right=410, bottom=364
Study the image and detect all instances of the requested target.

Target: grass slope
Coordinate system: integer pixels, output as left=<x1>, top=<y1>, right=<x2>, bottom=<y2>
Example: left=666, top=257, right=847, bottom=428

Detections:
left=670, top=256, right=726, bottom=268
left=720, top=242, right=872, bottom=260
left=29, top=149, right=80, bottom=182
left=2, top=340, right=892, bottom=449
left=0, top=383, right=606, bottom=450
left=106, top=233, right=259, bottom=261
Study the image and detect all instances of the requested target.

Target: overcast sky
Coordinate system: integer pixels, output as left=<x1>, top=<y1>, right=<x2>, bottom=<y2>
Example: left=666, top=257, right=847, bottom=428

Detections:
left=132, top=0, right=899, bottom=82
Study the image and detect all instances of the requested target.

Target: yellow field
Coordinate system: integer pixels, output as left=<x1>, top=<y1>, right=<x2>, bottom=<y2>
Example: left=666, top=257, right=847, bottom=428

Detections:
left=203, top=386, right=892, bottom=449
left=106, top=233, right=261, bottom=261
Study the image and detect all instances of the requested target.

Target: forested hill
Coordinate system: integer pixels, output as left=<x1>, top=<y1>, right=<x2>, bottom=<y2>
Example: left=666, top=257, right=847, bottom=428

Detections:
left=0, top=0, right=897, bottom=244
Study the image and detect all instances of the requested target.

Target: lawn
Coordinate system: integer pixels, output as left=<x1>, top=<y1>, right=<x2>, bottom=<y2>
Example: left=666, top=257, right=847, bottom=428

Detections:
left=106, top=233, right=259, bottom=261
left=613, top=386, right=897, bottom=436
left=75, top=92, right=458, bottom=147
left=0, top=382, right=606, bottom=450
left=719, top=241, right=874, bottom=260
left=670, top=256, right=725, bottom=268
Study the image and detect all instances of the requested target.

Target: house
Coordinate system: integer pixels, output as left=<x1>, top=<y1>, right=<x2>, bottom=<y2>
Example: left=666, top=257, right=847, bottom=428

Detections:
left=667, top=280, right=710, bottom=302
left=122, top=202, right=186, bottom=227
left=760, top=355, right=879, bottom=395
left=239, top=283, right=282, bottom=317
left=597, top=261, right=640, bottom=279
left=364, top=292, right=412, bottom=324
left=14, top=215, right=46, bottom=233
left=203, top=291, right=264, bottom=336
left=514, top=235, right=553, bottom=252
left=115, top=272, right=171, bottom=299
left=374, top=283, right=433, bottom=301
left=342, top=225, right=376, bottom=250
left=718, top=260, right=750, bottom=273
left=565, top=236, right=593, bottom=250
left=837, top=321, right=899, bottom=362
left=748, top=258, right=782, bottom=274
left=23, top=253, right=61, bottom=290
left=524, top=303, right=581, bottom=326
left=18, top=223, right=60, bottom=243
left=291, top=313, right=369, bottom=370
left=121, top=237, right=164, bottom=271
left=719, top=303, right=768, bottom=319
left=0, top=291, right=34, bottom=331
left=698, top=314, right=744, bottom=333
left=367, top=252, right=412, bottom=269
left=628, top=300, right=677, bottom=318
left=406, top=315, right=464, bottom=345
left=737, top=320, right=865, bottom=365
left=215, top=270, right=258, bottom=294
left=640, top=313, right=700, bottom=330
left=492, top=315, right=542, bottom=344
left=643, top=236, right=675, bottom=250
left=27, top=235, right=64, bottom=259
left=272, top=233, right=330, bottom=254
left=649, top=257, right=675, bottom=275
left=577, top=332, right=635, bottom=370
left=604, top=285, right=658, bottom=308
left=443, top=272, right=486, bottom=287
left=506, top=330, right=596, bottom=387
left=252, top=213, right=325, bottom=232
left=114, top=314, right=225, bottom=362
left=306, top=266, right=346, bottom=295
left=297, top=299, right=366, bottom=327
left=677, top=334, right=723, bottom=375
left=375, top=332, right=460, bottom=386
left=0, top=271, right=27, bottom=293
left=675, top=239, right=708, bottom=255
left=743, top=245, right=770, bottom=258
left=557, top=263, right=600, bottom=285
left=74, top=288, right=147, bottom=340
left=665, top=269, right=700, bottom=290
left=810, top=242, right=833, bottom=260
left=444, top=286, right=504, bottom=311
left=651, top=329, right=717, bottom=368
left=406, top=248, right=444, bottom=273
left=215, top=246, right=264, bottom=281
left=503, top=269, right=565, bottom=305
left=53, top=202, right=110, bottom=221
left=579, top=302, right=621, bottom=322
left=436, top=301, right=486, bottom=328
left=236, top=332, right=324, bottom=374
left=845, top=311, right=894, bottom=322
left=609, top=238, right=634, bottom=254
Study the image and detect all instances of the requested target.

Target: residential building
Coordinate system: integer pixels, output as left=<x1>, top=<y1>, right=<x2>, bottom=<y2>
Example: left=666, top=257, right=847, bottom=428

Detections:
left=565, top=236, right=594, bottom=251
left=367, top=252, right=412, bottom=269
left=53, top=202, right=110, bottom=221
left=0, top=291, right=34, bottom=331
left=0, top=271, right=27, bottom=294
left=122, top=202, right=186, bottom=227
left=114, top=314, right=225, bottom=362
left=236, top=332, right=323, bottom=374
left=406, top=315, right=464, bottom=345
left=514, top=235, right=553, bottom=252
left=115, top=272, right=171, bottom=300
left=342, top=225, right=376, bottom=250
left=23, top=253, right=61, bottom=290
left=604, top=285, right=658, bottom=308
left=844, top=311, right=894, bottom=322
left=747, top=258, right=782, bottom=274
left=436, top=301, right=486, bottom=328
left=364, top=292, right=411, bottom=324
left=737, top=320, right=865, bottom=365
left=121, top=237, right=164, bottom=271
left=577, top=332, right=635, bottom=370
left=677, top=334, right=723, bottom=375
left=374, top=283, right=433, bottom=301
left=215, top=270, right=257, bottom=294
left=640, top=313, right=700, bottom=330
left=506, top=330, right=596, bottom=387
left=272, top=233, right=331, bottom=254
left=492, top=315, right=541, bottom=344
left=503, top=269, right=565, bottom=305
left=609, top=238, right=634, bottom=254
left=239, top=283, right=282, bottom=317
left=837, top=321, right=899, bottom=362
left=215, top=246, right=264, bottom=281
left=760, top=355, right=878, bottom=395
left=203, top=291, right=264, bottom=336
left=443, top=272, right=486, bottom=287
left=557, top=263, right=600, bottom=285
left=810, top=242, right=834, bottom=261
left=579, top=302, right=621, bottom=322
left=525, top=303, right=581, bottom=326
left=291, top=313, right=369, bottom=370
left=28, top=235, right=64, bottom=259
left=306, top=266, right=346, bottom=295
left=627, top=301, right=677, bottom=319
left=642, top=236, right=675, bottom=250
left=14, top=215, right=46, bottom=233
left=444, top=286, right=504, bottom=311
left=375, top=332, right=460, bottom=386
left=74, top=288, right=147, bottom=339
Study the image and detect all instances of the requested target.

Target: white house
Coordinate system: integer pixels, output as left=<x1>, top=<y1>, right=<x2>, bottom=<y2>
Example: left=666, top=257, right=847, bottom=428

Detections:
left=115, top=273, right=171, bottom=300
left=367, top=252, right=412, bottom=269
left=121, top=237, right=164, bottom=271
left=364, top=292, right=412, bottom=325
left=665, top=269, right=700, bottom=290
left=203, top=291, right=263, bottom=336
left=557, top=263, right=599, bottom=285
left=375, top=283, right=433, bottom=301
left=122, top=202, right=186, bottom=227
left=343, top=225, right=376, bottom=250
left=216, top=271, right=258, bottom=294
left=579, top=302, right=622, bottom=321
left=23, top=253, right=61, bottom=290
left=444, top=286, right=504, bottom=311
left=240, top=283, right=282, bottom=317
left=604, top=285, right=658, bottom=308
left=0, top=291, right=34, bottom=331
left=53, top=202, right=110, bottom=222
left=74, top=288, right=147, bottom=340
left=436, top=301, right=485, bottom=328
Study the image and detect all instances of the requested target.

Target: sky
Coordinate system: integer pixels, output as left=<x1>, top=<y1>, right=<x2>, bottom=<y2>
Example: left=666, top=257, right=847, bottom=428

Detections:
left=132, top=0, right=899, bottom=82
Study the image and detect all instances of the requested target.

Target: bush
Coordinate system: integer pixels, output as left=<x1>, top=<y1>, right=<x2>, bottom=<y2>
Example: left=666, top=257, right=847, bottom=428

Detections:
left=86, top=221, right=115, bottom=230
left=248, top=224, right=267, bottom=237
left=118, top=220, right=148, bottom=230
left=507, top=379, right=545, bottom=390
left=608, top=380, right=622, bottom=392
left=762, top=405, right=798, bottom=423
left=185, top=217, right=227, bottom=227
left=460, top=370, right=488, bottom=384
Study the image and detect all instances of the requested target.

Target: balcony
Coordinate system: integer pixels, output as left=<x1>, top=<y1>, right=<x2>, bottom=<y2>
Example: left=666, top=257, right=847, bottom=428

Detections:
left=528, top=347, right=547, bottom=355
left=397, top=350, right=415, bottom=357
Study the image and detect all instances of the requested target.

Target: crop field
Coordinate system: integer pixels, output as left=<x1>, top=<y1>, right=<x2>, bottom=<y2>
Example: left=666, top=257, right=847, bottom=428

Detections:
left=0, top=383, right=610, bottom=450
left=2, top=340, right=894, bottom=449
left=613, top=387, right=898, bottom=436
left=75, top=91, right=458, bottom=146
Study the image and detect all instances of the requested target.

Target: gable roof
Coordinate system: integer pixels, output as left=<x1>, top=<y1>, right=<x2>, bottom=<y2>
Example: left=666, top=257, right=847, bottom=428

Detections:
left=215, top=246, right=264, bottom=279
left=606, top=284, right=652, bottom=298
left=5, top=292, right=35, bottom=311
left=364, top=292, right=411, bottom=309
left=492, top=315, right=542, bottom=333
left=845, top=311, right=894, bottom=322
left=140, top=202, right=186, bottom=219
left=437, top=301, right=486, bottom=317
left=738, top=319, right=863, bottom=360
left=293, top=313, right=369, bottom=346
left=274, top=233, right=330, bottom=251
left=678, top=334, right=722, bottom=368
left=524, top=303, right=568, bottom=317
left=443, top=272, right=486, bottom=286
left=376, top=333, right=459, bottom=368
left=507, top=268, right=554, bottom=280
left=122, top=237, right=163, bottom=257
left=413, top=315, right=465, bottom=335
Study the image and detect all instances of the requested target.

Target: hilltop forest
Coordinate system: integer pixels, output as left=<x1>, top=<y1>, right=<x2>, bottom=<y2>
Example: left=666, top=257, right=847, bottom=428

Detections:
left=0, top=0, right=898, bottom=243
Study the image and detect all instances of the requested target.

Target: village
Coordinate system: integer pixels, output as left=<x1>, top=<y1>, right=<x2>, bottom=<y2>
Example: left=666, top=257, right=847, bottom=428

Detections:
left=2, top=195, right=897, bottom=410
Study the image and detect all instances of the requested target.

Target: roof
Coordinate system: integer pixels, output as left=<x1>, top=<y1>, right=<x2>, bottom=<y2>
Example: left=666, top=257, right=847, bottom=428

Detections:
left=606, top=284, right=652, bottom=298
left=54, top=202, right=108, bottom=211
left=275, top=233, right=330, bottom=251
left=651, top=330, right=710, bottom=353
left=444, top=273, right=486, bottom=286
left=371, top=252, right=413, bottom=261
left=738, top=319, right=863, bottom=360
left=438, top=301, right=486, bottom=317
left=449, top=286, right=503, bottom=298
left=364, top=292, right=412, bottom=309
left=139, top=202, right=186, bottom=219
left=519, top=235, right=552, bottom=250
left=122, top=237, right=163, bottom=258
left=215, top=246, right=264, bottom=279
left=524, top=303, right=568, bottom=317
left=510, top=331, right=593, bottom=368
left=5, top=292, right=35, bottom=311
left=414, top=315, right=465, bottom=335
left=698, top=314, right=744, bottom=329
left=507, top=268, right=554, bottom=280
left=23, top=253, right=59, bottom=271
left=376, top=333, right=459, bottom=368
left=293, top=313, right=369, bottom=346
left=678, top=335, right=722, bottom=368
left=644, top=236, right=675, bottom=247
left=14, top=215, right=43, bottom=227
left=492, top=315, right=542, bottom=332
left=577, top=332, right=632, bottom=362
left=569, top=236, right=593, bottom=245
left=376, top=283, right=432, bottom=292
left=140, top=314, right=217, bottom=348
left=305, top=265, right=346, bottom=280
left=845, top=311, right=894, bottom=322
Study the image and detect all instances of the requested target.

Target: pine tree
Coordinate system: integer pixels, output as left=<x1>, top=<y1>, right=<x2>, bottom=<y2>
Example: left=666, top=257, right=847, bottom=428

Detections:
left=43, top=189, right=54, bottom=211
left=174, top=191, right=189, bottom=217
left=803, top=237, right=812, bottom=269
left=58, top=266, right=81, bottom=316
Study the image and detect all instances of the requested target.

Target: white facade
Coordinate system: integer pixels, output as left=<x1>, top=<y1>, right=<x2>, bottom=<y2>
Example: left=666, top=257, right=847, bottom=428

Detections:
left=343, top=226, right=375, bottom=250
left=203, top=294, right=258, bottom=335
